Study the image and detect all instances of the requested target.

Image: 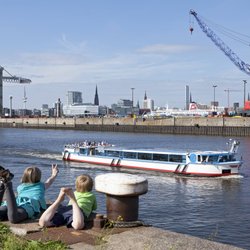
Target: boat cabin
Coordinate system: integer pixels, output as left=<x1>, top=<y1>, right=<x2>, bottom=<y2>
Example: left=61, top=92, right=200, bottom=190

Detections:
left=189, top=152, right=236, bottom=163
left=77, top=146, right=237, bottom=165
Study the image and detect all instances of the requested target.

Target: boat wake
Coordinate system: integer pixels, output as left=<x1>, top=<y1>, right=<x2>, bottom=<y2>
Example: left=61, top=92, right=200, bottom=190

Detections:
left=7, top=150, right=62, bottom=161
left=217, top=174, right=244, bottom=179
left=24, top=152, right=62, bottom=161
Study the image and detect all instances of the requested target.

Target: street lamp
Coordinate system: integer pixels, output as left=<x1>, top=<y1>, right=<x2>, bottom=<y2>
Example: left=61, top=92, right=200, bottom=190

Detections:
left=212, top=85, right=217, bottom=111
left=243, top=80, right=247, bottom=107
left=131, top=88, right=135, bottom=116
left=9, top=95, right=13, bottom=118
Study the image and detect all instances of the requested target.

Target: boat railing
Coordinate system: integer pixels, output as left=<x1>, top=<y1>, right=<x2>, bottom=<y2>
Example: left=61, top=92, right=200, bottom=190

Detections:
left=65, top=141, right=113, bottom=150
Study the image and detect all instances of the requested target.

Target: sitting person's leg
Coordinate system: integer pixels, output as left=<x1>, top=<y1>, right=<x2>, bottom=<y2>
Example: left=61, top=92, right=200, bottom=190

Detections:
left=0, top=182, right=8, bottom=220
left=64, top=188, right=85, bottom=230
left=39, top=187, right=66, bottom=227
left=4, top=181, right=28, bottom=223
left=0, top=168, right=27, bottom=223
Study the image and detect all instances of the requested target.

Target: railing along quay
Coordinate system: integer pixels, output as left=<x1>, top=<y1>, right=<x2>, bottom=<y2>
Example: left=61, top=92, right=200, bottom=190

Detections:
left=1, top=117, right=250, bottom=136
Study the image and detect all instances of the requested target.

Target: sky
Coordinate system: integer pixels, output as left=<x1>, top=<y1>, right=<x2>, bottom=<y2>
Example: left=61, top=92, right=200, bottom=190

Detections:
left=1, top=0, right=250, bottom=110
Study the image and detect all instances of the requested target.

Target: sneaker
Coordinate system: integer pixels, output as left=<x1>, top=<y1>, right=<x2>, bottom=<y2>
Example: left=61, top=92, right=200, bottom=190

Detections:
left=0, top=169, right=14, bottom=183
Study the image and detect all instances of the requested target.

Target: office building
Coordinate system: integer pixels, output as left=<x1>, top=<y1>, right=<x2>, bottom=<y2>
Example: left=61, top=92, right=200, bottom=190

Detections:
left=63, top=104, right=98, bottom=117
left=54, top=98, right=63, bottom=117
left=41, top=104, right=49, bottom=117
left=67, top=91, right=82, bottom=105
left=111, top=99, right=139, bottom=116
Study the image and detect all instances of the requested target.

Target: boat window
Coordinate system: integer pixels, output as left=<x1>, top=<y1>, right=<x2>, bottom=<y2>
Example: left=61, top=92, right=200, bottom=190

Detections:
left=123, top=152, right=137, bottom=159
left=207, top=155, right=219, bottom=162
left=138, top=153, right=152, bottom=160
left=169, top=154, right=185, bottom=163
left=218, top=155, right=228, bottom=162
left=94, top=149, right=102, bottom=155
left=153, top=154, right=169, bottom=162
left=229, top=155, right=236, bottom=161
left=105, top=150, right=120, bottom=157
left=218, top=154, right=236, bottom=162
left=201, top=155, right=208, bottom=162
left=79, top=148, right=88, bottom=155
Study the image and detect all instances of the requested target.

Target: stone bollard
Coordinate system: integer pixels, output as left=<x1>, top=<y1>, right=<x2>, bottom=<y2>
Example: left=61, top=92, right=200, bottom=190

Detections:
left=95, top=173, right=148, bottom=222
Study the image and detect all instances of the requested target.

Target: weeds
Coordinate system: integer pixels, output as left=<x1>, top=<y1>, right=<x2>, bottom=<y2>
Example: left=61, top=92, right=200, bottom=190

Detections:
left=0, top=223, right=67, bottom=250
left=95, top=215, right=123, bottom=247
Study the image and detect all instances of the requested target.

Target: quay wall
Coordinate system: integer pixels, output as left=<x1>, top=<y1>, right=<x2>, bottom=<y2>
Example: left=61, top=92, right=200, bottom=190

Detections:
left=1, top=117, right=250, bottom=136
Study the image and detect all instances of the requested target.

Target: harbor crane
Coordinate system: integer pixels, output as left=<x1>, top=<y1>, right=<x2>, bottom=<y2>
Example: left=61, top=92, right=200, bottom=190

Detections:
left=189, top=10, right=250, bottom=76
left=0, top=66, right=31, bottom=115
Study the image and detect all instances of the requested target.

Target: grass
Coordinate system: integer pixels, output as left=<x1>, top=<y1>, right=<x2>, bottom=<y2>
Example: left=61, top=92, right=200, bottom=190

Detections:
left=0, top=223, right=67, bottom=250
left=95, top=215, right=124, bottom=247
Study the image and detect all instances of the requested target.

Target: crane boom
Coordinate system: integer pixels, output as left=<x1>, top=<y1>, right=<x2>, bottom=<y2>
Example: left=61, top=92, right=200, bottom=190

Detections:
left=0, top=66, right=31, bottom=115
left=190, top=10, right=250, bottom=76
left=2, top=76, right=31, bottom=84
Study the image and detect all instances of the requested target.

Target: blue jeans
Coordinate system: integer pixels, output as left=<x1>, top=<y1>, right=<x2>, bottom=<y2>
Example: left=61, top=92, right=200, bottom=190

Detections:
left=0, top=182, right=28, bottom=223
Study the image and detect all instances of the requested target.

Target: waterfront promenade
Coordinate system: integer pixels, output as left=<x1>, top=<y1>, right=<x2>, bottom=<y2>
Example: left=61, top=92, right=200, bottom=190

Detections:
left=1, top=116, right=250, bottom=136
left=3, top=219, right=243, bottom=250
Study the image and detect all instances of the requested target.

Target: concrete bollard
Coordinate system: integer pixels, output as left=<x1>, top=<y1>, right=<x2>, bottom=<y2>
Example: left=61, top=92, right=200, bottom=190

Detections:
left=95, top=173, right=148, bottom=222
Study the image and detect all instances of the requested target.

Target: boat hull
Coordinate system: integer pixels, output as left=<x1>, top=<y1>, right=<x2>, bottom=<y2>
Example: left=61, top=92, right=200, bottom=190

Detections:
left=62, top=151, right=241, bottom=177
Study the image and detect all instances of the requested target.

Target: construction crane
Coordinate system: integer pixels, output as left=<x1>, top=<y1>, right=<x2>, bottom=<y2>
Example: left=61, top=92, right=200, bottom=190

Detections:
left=0, top=66, right=31, bottom=115
left=189, top=10, right=250, bottom=76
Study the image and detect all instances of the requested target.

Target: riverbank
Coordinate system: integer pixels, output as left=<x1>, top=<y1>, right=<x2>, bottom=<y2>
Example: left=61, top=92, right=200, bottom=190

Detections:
left=3, top=220, right=243, bottom=250
left=1, top=116, right=250, bottom=136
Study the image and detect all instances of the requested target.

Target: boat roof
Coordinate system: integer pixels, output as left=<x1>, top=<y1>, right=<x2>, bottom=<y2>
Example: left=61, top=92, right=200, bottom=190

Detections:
left=97, top=147, right=231, bottom=155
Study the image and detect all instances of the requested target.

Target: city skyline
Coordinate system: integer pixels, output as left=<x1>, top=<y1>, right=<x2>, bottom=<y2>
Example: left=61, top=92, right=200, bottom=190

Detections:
left=1, top=0, right=250, bottom=109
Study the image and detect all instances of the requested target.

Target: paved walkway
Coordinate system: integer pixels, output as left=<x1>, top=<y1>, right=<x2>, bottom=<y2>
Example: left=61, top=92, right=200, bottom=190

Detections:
left=3, top=220, right=244, bottom=250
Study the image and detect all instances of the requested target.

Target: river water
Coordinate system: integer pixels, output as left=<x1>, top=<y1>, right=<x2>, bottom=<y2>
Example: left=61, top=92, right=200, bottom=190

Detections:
left=0, top=128, right=249, bottom=249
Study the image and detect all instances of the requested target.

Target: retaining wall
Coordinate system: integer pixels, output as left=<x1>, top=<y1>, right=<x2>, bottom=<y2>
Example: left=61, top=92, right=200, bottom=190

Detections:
left=1, top=117, right=250, bottom=136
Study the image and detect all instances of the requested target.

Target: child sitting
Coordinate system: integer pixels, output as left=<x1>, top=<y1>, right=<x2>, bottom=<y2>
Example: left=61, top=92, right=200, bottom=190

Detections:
left=39, top=174, right=97, bottom=230
left=0, top=164, right=59, bottom=223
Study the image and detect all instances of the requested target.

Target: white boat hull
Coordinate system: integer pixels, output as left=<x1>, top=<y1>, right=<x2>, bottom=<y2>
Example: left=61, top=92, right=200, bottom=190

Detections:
left=62, top=150, right=241, bottom=177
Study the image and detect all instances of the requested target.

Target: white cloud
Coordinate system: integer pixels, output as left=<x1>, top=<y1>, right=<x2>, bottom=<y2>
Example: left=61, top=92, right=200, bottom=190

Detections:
left=19, top=52, right=85, bottom=66
left=6, top=40, right=241, bottom=109
left=59, top=34, right=88, bottom=54
left=5, top=43, right=204, bottom=86
left=137, top=44, right=196, bottom=54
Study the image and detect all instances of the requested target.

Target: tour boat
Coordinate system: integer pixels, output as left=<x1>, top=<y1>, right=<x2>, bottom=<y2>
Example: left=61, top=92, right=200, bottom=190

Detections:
left=62, top=140, right=242, bottom=177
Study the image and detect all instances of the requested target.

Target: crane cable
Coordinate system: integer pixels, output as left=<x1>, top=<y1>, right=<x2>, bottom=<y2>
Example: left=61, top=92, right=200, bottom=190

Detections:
left=189, top=13, right=250, bottom=46
left=0, top=65, right=15, bottom=78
